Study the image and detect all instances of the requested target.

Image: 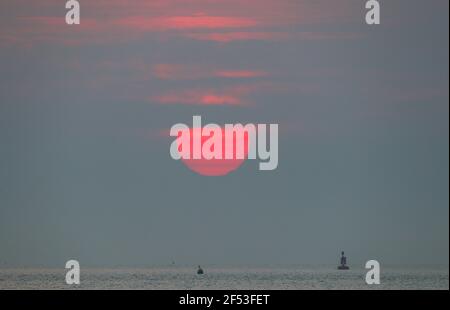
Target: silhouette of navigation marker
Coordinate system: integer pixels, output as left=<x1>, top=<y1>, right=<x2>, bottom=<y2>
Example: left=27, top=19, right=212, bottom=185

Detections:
left=338, top=251, right=350, bottom=270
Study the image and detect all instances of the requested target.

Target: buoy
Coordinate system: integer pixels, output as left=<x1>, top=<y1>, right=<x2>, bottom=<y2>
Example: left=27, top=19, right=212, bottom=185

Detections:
left=338, top=251, right=350, bottom=270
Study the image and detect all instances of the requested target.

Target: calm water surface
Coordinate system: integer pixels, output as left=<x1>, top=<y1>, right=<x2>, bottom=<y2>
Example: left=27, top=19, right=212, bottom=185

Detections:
left=0, top=266, right=448, bottom=290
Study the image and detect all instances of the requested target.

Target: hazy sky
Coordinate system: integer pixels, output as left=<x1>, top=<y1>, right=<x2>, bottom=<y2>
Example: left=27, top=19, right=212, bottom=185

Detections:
left=0, top=0, right=448, bottom=267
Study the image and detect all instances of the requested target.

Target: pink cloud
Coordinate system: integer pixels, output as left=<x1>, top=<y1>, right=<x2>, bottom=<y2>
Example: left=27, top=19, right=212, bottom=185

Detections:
left=115, top=15, right=258, bottom=31
left=0, top=0, right=362, bottom=47
left=154, top=90, right=243, bottom=106
left=152, top=64, right=210, bottom=80
left=185, top=31, right=362, bottom=43
left=215, top=70, right=268, bottom=78
left=184, top=31, right=289, bottom=43
left=152, top=64, right=269, bottom=80
left=152, top=81, right=292, bottom=106
left=200, top=94, right=242, bottom=105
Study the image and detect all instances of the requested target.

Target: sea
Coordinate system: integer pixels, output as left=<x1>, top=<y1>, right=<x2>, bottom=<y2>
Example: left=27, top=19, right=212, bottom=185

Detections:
left=0, top=265, right=448, bottom=290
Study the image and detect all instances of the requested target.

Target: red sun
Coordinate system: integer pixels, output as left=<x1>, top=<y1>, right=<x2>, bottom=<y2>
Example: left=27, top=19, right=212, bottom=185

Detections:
left=175, top=127, right=250, bottom=176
